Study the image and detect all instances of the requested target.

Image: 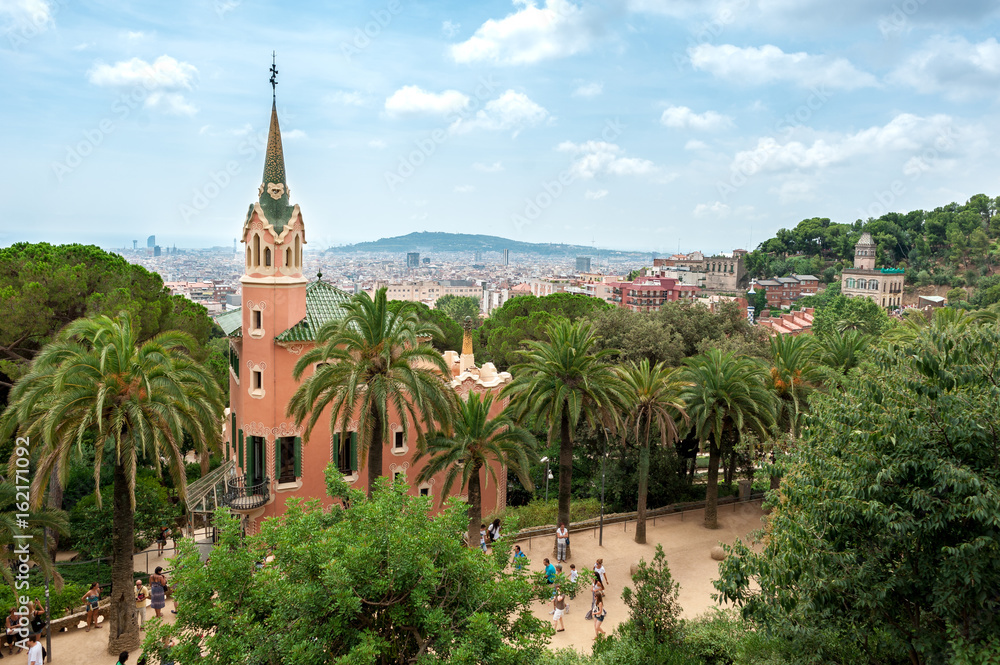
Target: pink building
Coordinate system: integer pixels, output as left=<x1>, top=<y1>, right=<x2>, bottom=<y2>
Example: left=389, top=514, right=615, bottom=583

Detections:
left=215, top=98, right=511, bottom=535
left=610, top=277, right=700, bottom=312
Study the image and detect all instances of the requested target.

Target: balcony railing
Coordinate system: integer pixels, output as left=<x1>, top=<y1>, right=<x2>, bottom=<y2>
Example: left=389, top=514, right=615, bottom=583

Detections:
left=224, top=475, right=270, bottom=512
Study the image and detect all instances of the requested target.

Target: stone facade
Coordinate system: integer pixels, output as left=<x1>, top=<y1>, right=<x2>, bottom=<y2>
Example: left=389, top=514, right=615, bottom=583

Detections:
left=653, top=249, right=748, bottom=292
left=840, top=232, right=904, bottom=309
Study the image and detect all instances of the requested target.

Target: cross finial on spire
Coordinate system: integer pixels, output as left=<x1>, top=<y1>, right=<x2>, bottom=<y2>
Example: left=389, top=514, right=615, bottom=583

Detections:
left=269, top=51, right=278, bottom=100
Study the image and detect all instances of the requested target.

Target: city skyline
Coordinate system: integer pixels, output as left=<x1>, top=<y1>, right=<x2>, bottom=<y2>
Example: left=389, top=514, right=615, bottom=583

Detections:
left=4, top=1, right=1000, bottom=253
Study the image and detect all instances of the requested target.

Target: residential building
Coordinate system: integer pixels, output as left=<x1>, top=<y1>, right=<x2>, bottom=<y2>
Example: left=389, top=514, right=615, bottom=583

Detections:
left=215, top=96, right=509, bottom=536
left=757, top=308, right=816, bottom=336
left=753, top=274, right=820, bottom=309
left=575, top=256, right=592, bottom=272
left=840, top=232, right=904, bottom=308
left=610, top=276, right=700, bottom=312
left=406, top=252, right=420, bottom=268
left=368, top=279, right=480, bottom=307
left=653, top=249, right=748, bottom=292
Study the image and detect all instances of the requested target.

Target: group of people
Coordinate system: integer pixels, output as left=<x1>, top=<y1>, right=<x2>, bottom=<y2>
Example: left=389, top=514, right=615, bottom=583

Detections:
left=478, top=518, right=502, bottom=552
left=538, top=547, right=610, bottom=639
left=3, top=600, right=47, bottom=659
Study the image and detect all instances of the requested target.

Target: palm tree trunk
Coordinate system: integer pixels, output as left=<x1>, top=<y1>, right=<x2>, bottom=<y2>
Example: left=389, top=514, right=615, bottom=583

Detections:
left=367, top=408, right=383, bottom=499
left=705, top=439, right=721, bottom=530
left=467, top=462, right=482, bottom=548
left=635, top=438, right=650, bottom=544
left=47, top=461, right=64, bottom=558
left=724, top=448, right=737, bottom=486
left=107, top=461, right=139, bottom=655
left=557, top=411, right=573, bottom=560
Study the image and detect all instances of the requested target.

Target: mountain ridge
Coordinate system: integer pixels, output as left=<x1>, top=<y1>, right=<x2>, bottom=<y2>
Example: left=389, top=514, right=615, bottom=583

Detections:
left=327, top=231, right=646, bottom=257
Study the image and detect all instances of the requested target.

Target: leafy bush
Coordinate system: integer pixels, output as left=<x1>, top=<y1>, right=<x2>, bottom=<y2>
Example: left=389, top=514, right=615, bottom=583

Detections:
left=487, top=498, right=602, bottom=530
left=0, top=575, right=88, bottom=619
left=621, top=544, right=682, bottom=640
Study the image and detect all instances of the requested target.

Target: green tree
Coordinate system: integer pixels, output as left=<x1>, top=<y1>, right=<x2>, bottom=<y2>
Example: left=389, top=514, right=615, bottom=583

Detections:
left=811, top=294, right=892, bottom=337
left=589, top=307, right=685, bottom=367
left=388, top=299, right=463, bottom=352
left=618, top=360, right=687, bottom=544
left=680, top=350, right=775, bottom=529
left=148, top=480, right=552, bottom=665
left=0, top=314, right=222, bottom=655
left=435, top=294, right=481, bottom=324
left=0, top=479, right=68, bottom=587
left=620, top=544, right=682, bottom=641
left=287, top=288, right=456, bottom=498
left=767, top=334, right=822, bottom=438
left=815, top=328, right=872, bottom=374
left=716, top=324, right=1000, bottom=664
left=415, top=390, right=536, bottom=546
left=478, top=294, right=613, bottom=370
left=503, top=319, right=626, bottom=555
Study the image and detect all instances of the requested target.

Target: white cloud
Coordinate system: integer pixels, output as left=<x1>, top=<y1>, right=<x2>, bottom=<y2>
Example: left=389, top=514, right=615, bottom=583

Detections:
left=661, top=105, right=734, bottom=131
left=730, top=113, right=959, bottom=174
left=450, top=90, right=549, bottom=136
left=557, top=141, right=668, bottom=180
left=689, top=44, right=878, bottom=90
left=284, top=129, right=307, bottom=140
left=328, top=90, right=366, bottom=106
left=572, top=82, right=603, bottom=98
left=684, top=139, right=709, bottom=150
left=368, top=139, right=387, bottom=149
left=450, top=0, right=596, bottom=65
left=473, top=161, right=504, bottom=172
left=385, top=85, right=469, bottom=116
left=454, top=184, right=476, bottom=193
left=0, top=0, right=51, bottom=27
left=773, top=178, right=818, bottom=204
left=144, top=92, right=197, bottom=116
left=442, top=20, right=461, bottom=37
left=125, top=30, right=147, bottom=41
left=88, top=55, right=198, bottom=90
left=585, top=189, right=608, bottom=200
left=889, top=36, right=1000, bottom=100
left=693, top=201, right=731, bottom=217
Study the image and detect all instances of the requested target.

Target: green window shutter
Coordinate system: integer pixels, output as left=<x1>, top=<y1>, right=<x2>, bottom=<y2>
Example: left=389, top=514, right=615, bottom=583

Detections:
left=349, top=432, right=358, bottom=472
left=238, top=430, right=244, bottom=469
left=332, top=433, right=340, bottom=470
left=274, top=438, right=281, bottom=477
left=230, top=414, right=235, bottom=460
left=294, top=436, right=302, bottom=477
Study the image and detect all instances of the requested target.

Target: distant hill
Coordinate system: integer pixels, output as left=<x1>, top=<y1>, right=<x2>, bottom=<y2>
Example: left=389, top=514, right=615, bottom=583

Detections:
left=328, top=232, right=644, bottom=258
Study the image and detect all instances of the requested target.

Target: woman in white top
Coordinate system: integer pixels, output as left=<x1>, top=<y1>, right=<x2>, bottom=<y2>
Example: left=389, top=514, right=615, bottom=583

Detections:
left=555, top=523, right=569, bottom=562
left=594, top=558, right=609, bottom=587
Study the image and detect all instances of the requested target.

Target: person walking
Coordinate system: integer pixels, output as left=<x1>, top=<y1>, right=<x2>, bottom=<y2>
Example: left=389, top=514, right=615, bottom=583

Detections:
left=25, top=634, right=42, bottom=665
left=593, top=591, right=607, bottom=638
left=543, top=558, right=556, bottom=584
left=551, top=588, right=567, bottom=632
left=555, top=523, right=568, bottom=563
left=586, top=574, right=604, bottom=620
left=149, top=567, right=167, bottom=619
left=487, top=518, right=501, bottom=543
left=82, top=583, right=101, bottom=632
left=568, top=564, right=579, bottom=599
left=134, top=580, right=151, bottom=630
left=594, top=558, right=609, bottom=588
left=156, top=524, right=170, bottom=556
left=479, top=524, right=488, bottom=553
left=512, top=545, right=527, bottom=571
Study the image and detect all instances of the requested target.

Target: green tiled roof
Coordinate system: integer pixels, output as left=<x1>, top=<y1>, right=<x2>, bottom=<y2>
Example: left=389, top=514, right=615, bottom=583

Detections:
left=276, top=280, right=354, bottom=342
left=216, top=308, right=243, bottom=337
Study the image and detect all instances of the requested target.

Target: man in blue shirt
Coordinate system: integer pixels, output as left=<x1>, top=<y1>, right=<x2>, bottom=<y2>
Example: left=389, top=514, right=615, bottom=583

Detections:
left=544, top=558, right=556, bottom=584
left=513, top=545, right=527, bottom=571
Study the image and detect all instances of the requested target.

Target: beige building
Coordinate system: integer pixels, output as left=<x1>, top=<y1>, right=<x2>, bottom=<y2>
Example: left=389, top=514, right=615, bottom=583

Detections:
left=653, top=249, right=748, bottom=292
left=840, top=232, right=904, bottom=308
left=370, top=279, right=480, bottom=306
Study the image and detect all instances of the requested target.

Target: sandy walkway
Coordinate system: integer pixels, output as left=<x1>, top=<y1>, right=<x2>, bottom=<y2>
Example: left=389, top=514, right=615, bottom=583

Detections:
left=39, top=502, right=763, bottom=662
left=522, top=500, right=764, bottom=652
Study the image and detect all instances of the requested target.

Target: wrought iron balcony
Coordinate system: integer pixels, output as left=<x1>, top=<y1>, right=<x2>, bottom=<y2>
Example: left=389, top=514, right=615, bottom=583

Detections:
left=224, top=475, right=270, bottom=512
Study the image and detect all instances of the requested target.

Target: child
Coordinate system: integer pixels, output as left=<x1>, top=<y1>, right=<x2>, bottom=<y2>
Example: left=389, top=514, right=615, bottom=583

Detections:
left=569, top=564, right=578, bottom=599
left=479, top=524, right=488, bottom=552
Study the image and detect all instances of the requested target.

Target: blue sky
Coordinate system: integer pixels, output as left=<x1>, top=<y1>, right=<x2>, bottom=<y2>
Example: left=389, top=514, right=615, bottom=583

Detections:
left=3, top=0, right=1000, bottom=253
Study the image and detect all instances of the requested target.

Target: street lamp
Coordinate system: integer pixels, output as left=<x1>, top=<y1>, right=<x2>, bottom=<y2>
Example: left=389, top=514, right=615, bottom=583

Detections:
left=599, top=428, right=610, bottom=547
left=540, top=457, right=552, bottom=502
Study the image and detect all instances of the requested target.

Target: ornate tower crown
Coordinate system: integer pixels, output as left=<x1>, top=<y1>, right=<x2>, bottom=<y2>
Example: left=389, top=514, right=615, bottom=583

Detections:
left=257, top=101, right=295, bottom=234
left=854, top=232, right=876, bottom=270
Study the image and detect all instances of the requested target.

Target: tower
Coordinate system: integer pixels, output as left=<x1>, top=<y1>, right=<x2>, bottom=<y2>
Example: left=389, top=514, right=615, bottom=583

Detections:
left=854, top=232, right=876, bottom=270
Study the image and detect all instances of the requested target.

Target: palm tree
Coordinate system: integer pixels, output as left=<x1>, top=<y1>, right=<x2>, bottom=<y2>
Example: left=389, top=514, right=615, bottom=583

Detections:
left=287, top=288, right=456, bottom=498
left=816, top=328, right=871, bottom=374
left=503, top=319, right=626, bottom=557
left=768, top=334, right=823, bottom=438
left=618, top=359, right=688, bottom=544
left=681, top=349, right=775, bottom=529
left=0, top=480, right=69, bottom=587
left=0, top=314, right=222, bottom=655
left=886, top=305, right=998, bottom=344
left=415, top=391, right=536, bottom=546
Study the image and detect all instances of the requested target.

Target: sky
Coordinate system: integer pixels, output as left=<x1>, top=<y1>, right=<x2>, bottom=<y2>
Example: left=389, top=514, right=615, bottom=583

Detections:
left=3, top=0, right=1000, bottom=254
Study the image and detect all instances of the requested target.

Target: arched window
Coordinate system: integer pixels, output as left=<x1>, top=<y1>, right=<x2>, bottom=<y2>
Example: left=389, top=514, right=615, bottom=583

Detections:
left=253, top=234, right=260, bottom=267
left=869, top=279, right=878, bottom=290
left=246, top=246, right=251, bottom=268
left=285, top=247, right=291, bottom=266
left=858, top=279, right=867, bottom=289
left=846, top=278, right=855, bottom=289
left=264, top=247, right=271, bottom=267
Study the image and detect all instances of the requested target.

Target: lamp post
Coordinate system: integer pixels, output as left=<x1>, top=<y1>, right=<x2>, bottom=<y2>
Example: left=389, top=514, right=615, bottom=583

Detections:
left=540, top=457, right=552, bottom=502
left=747, top=280, right=757, bottom=324
left=44, top=527, right=51, bottom=662
left=599, top=428, right=610, bottom=547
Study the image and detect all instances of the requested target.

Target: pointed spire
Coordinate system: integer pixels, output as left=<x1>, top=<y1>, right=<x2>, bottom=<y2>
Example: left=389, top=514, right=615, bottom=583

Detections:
left=256, top=54, right=294, bottom=233
left=261, top=101, right=286, bottom=188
